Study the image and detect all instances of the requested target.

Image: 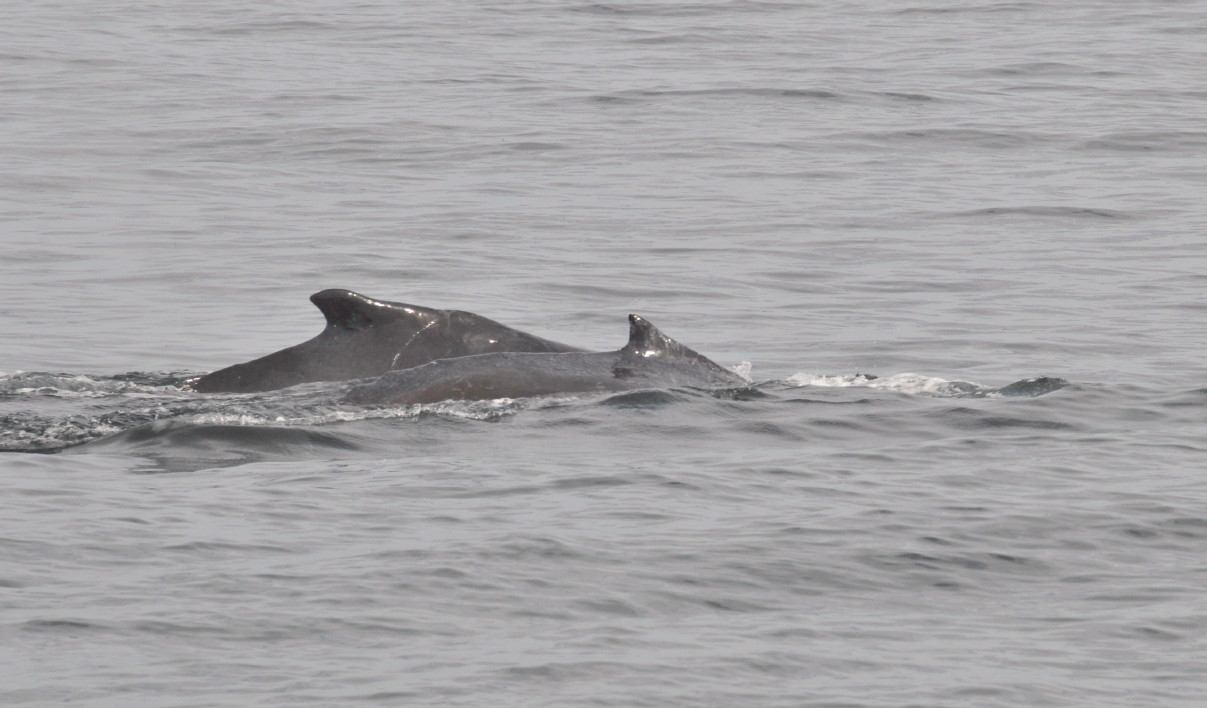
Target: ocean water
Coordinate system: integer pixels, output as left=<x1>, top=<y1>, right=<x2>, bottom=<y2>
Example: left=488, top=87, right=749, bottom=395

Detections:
left=3, top=1, right=1207, bottom=706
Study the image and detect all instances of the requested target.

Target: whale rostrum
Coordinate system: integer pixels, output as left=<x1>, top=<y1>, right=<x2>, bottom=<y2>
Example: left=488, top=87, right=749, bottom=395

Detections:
left=343, top=314, right=745, bottom=406
left=190, top=289, right=584, bottom=393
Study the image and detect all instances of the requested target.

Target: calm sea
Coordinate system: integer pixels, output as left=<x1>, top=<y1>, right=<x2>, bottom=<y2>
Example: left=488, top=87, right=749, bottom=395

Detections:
left=3, top=2, right=1206, bottom=706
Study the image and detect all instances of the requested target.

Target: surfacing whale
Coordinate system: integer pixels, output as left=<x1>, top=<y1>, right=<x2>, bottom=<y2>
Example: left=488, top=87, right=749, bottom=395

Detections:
left=343, top=314, right=744, bottom=406
left=190, top=289, right=583, bottom=393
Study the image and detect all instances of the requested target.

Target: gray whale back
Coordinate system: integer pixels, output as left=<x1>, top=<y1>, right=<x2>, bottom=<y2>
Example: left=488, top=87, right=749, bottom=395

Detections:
left=343, top=314, right=744, bottom=406
left=190, top=289, right=583, bottom=393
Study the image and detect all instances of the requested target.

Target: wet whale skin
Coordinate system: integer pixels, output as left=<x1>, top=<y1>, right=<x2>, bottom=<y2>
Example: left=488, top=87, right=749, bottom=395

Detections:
left=190, top=289, right=583, bottom=393
left=345, top=314, right=743, bottom=405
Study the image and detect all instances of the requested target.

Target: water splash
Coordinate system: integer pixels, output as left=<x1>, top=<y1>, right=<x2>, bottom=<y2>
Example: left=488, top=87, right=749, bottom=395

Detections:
left=730, top=361, right=753, bottom=382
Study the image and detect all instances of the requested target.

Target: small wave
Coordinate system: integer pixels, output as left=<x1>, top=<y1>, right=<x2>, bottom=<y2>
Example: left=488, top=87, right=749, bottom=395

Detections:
left=950, top=206, right=1126, bottom=220
left=845, top=128, right=1047, bottom=150
left=1081, top=131, right=1207, bottom=153
left=571, top=3, right=784, bottom=17
left=786, top=373, right=1067, bottom=399
left=602, top=87, right=842, bottom=103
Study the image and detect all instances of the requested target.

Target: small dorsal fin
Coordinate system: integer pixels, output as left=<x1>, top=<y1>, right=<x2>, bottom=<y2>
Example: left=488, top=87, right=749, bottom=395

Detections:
left=621, top=314, right=702, bottom=360
left=309, top=289, right=436, bottom=331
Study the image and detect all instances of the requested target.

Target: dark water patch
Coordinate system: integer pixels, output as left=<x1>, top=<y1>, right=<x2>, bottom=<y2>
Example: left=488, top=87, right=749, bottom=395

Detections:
left=780, top=89, right=840, bottom=99
left=356, top=691, right=423, bottom=702
left=494, top=536, right=586, bottom=561
left=1126, top=626, right=1182, bottom=641
left=407, top=484, right=542, bottom=501
left=846, top=128, right=1048, bottom=150
left=642, top=474, right=702, bottom=493
left=1104, top=520, right=1207, bottom=546
left=1159, top=388, right=1207, bottom=408
left=604, top=87, right=842, bottom=103
left=664, top=592, right=773, bottom=613
left=318, top=620, right=428, bottom=637
left=505, top=661, right=649, bottom=681
left=552, top=475, right=632, bottom=490
left=976, top=61, right=1088, bottom=77
left=508, top=142, right=562, bottom=152
left=574, top=598, right=644, bottom=617
left=895, top=3, right=1035, bottom=15
left=735, top=421, right=805, bottom=440
left=164, top=541, right=297, bottom=554
left=802, top=418, right=871, bottom=433
left=589, top=94, right=638, bottom=105
left=756, top=467, right=819, bottom=480
left=629, top=33, right=713, bottom=45
left=22, top=619, right=107, bottom=634
left=1158, top=25, right=1207, bottom=35
left=532, top=415, right=599, bottom=429
left=571, top=3, right=786, bottom=17
left=1166, top=518, right=1207, bottom=538
left=950, top=206, right=1127, bottom=220
left=1081, top=131, right=1207, bottom=153
left=128, top=621, right=238, bottom=637
left=931, top=406, right=1074, bottom=431
left=864, top=551, right=1050, bottom=577
left=881, top=92, right=935, bottom=102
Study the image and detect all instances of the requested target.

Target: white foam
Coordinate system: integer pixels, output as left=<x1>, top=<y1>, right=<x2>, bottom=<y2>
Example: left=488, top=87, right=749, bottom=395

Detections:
left=731, top=361, right=753, bottom=382
left=0, top=372, right=187, bottom=398
left=786, top=372, right=990, bottom=397
left=182, top=396, right=531, bottom=428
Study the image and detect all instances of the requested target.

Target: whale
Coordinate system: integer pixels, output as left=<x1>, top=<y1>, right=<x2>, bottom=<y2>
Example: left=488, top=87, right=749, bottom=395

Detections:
left=343, top=314, right=745, bottom=406
left=190, top=289, right=583, bottom=393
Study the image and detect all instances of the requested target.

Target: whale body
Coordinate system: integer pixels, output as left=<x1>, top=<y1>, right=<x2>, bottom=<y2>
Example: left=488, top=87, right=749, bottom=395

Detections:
left=343, top=314, right=744, bottom=406
left=190, top=289, right=583, bottom=393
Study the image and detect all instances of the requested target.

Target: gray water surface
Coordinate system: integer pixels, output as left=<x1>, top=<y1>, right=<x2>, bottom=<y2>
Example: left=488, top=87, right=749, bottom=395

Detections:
left=3, top=2, right=1207, bottom=706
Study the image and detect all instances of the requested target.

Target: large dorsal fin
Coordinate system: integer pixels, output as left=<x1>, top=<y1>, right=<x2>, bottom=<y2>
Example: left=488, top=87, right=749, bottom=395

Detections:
left=310, top=289, right=439, bottom=331
left=621, top=314, right=705, bottom=360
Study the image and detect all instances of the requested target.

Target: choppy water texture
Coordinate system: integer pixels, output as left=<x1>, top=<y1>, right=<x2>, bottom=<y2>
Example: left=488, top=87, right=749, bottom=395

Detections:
left=3, top=2, right=1207, bottom=706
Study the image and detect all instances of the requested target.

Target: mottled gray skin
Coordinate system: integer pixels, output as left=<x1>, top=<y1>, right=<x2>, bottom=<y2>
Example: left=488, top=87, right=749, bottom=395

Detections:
left=190, top=289, right=583, bottom=393
left=344, top=314, right=744, bottom=405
